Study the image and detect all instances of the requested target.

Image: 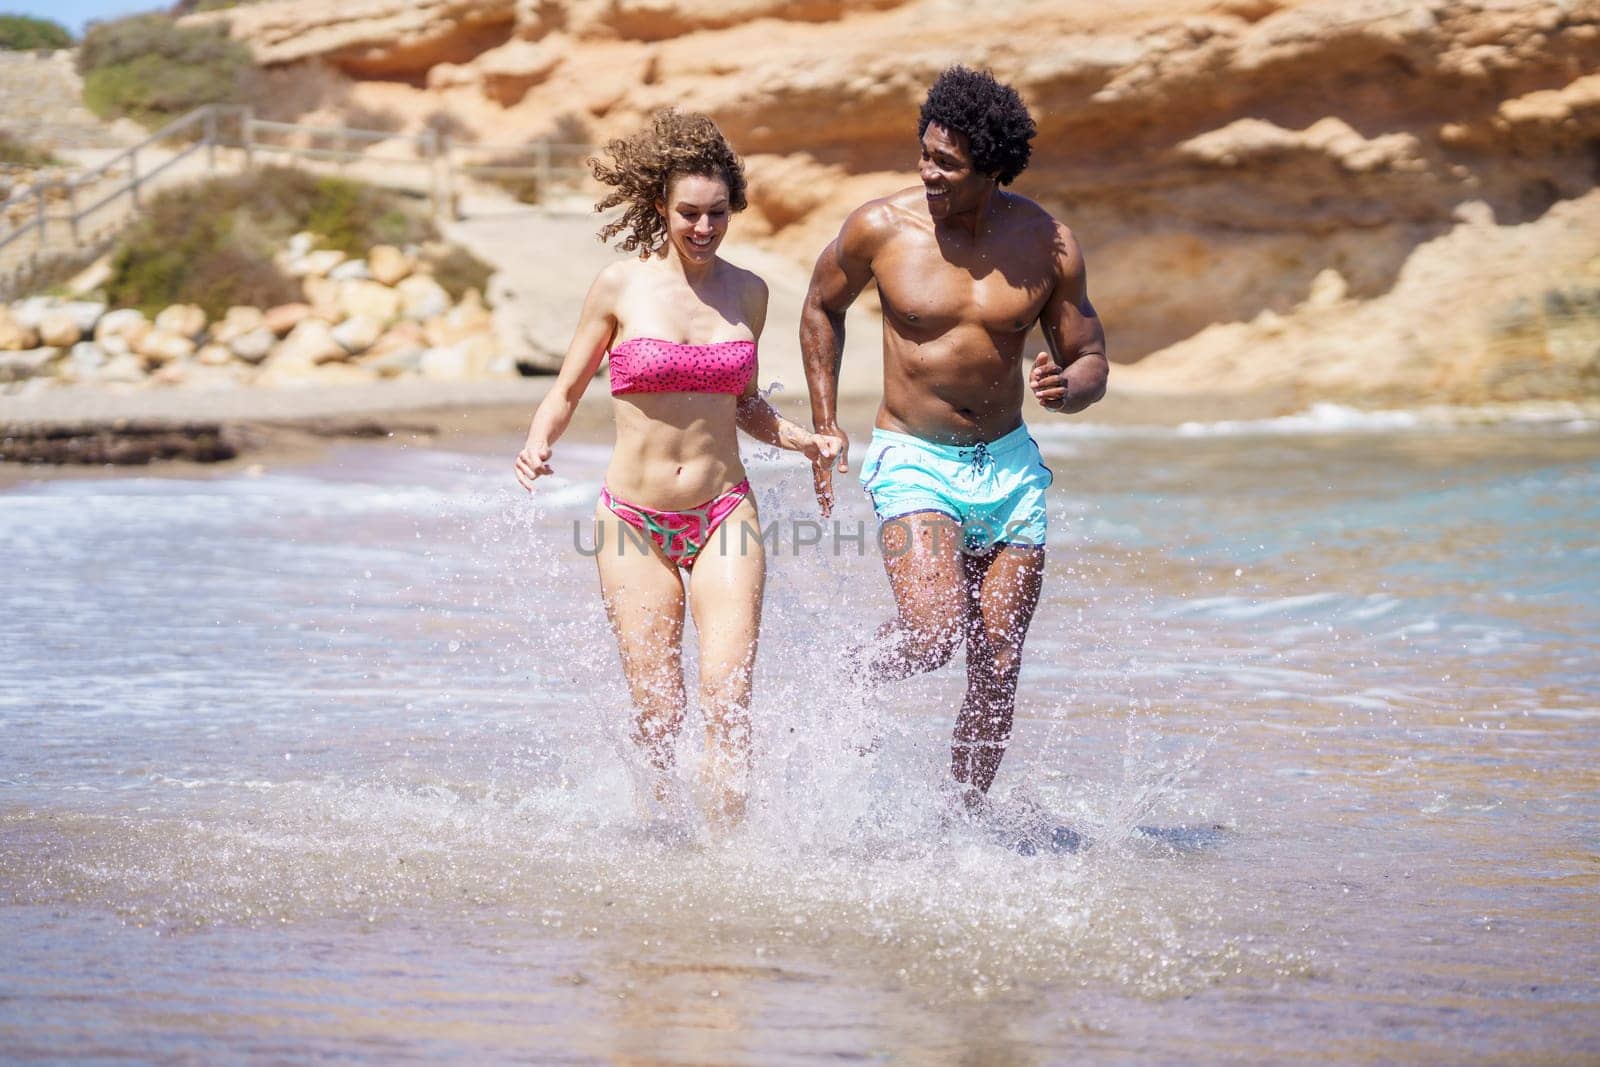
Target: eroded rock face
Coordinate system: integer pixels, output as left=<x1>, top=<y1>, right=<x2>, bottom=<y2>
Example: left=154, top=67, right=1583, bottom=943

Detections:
left=207, top=0, right=1600, bottom=399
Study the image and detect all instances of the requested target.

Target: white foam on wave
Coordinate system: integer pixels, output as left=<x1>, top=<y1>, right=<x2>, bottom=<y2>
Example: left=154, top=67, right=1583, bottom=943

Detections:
left=1031, top=400, right=1600, bottom=441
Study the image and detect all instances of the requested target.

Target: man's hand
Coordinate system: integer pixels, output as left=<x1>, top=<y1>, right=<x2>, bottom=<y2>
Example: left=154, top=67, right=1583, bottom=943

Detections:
left=811, top=425, right=850, bottom=517
left=513, top=440, right=553, bottom=492
left=1029, top=351, right=1069, bottom=412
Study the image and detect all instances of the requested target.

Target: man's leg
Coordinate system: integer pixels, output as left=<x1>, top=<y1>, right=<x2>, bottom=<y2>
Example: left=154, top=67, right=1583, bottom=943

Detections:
left=952, top=543, right=1045, bottom=802
left=863, top=511, right=970, bottom=682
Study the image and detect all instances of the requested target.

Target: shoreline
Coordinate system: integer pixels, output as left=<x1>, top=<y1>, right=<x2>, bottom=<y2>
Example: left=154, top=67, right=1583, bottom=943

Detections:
left=7, top=377, right=1591, bottom=490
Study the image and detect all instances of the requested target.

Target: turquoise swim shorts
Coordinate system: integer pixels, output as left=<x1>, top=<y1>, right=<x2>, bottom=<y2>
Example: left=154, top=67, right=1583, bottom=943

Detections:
left=858, top=423, right=1052, bottom=551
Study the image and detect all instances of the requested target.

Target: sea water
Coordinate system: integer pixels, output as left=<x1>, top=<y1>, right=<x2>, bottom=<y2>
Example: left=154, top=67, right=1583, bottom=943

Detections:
left=1, top=404, right=1597, bottom=1062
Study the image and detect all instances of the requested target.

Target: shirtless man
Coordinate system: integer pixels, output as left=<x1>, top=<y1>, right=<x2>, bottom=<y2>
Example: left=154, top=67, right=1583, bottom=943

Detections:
left=801, top=67, right=1109, bottom=806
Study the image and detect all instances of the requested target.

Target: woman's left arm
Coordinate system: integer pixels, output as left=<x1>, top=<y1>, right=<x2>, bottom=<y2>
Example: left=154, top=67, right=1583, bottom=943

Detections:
left=734, top=275, right=838, bottom=457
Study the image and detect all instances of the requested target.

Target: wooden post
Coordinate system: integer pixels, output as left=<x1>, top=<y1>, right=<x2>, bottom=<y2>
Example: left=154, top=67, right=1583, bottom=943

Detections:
left=34, top=189, right=47, bottom=263
left=66, top=179, right=80, bottom=250
left=536, top=140, right=551, bottom=202
left=205, top=107, right=218, bottom=173
left=439, top=133, right=458, bottom=220
left=242, top=107, right=255, bottom=169
left=423, top=129, right=440, bottom=219
left=129, top=148, right=141, bottom=210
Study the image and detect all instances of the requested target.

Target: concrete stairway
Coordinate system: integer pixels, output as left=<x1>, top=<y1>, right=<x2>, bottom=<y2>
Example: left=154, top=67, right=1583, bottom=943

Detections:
left=0, top=50, right=138, bottom=151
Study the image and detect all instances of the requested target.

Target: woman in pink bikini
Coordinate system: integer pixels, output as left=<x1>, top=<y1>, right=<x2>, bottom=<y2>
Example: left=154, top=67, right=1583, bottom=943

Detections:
left=513, top=110, right=841, bottom=830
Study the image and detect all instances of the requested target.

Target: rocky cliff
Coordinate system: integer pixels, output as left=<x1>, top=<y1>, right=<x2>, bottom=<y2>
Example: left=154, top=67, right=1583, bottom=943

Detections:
left=189, top=0, right=1600, bottom=403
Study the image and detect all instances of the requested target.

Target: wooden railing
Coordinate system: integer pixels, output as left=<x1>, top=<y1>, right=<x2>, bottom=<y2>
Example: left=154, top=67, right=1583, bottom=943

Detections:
left=0, top=103, right=589, bottom=299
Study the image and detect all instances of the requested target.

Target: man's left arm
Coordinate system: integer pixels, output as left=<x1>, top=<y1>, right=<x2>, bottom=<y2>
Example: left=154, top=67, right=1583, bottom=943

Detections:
left=1030, top=224, right=1109, bottom=414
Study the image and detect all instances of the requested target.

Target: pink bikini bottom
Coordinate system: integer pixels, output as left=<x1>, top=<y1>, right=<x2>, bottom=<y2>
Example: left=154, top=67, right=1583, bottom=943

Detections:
left=600, top=478, right=752, bottom=570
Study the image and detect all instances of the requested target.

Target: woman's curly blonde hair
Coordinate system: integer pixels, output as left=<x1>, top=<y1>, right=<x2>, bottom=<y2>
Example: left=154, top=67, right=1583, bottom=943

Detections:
left=590, top=109, right=748, bottom=257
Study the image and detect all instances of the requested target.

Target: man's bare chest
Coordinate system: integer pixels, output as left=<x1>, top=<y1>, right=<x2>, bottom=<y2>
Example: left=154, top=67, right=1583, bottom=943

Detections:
left=874, top=241, right=1052, bottom=336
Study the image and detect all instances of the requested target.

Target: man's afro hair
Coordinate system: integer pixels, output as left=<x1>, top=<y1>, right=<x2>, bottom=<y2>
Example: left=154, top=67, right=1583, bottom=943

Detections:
left=917, top=66, right=1036, bottom=186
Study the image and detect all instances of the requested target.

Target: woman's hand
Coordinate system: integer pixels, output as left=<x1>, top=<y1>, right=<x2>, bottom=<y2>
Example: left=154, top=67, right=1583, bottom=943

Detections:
left=803, top=427, right=848, bottom=517
left=514, top=439, right=554, bottom=492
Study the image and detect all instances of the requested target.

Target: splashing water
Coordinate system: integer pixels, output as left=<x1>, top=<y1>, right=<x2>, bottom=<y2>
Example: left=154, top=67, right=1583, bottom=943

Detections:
left=2, top=411, right=1597, bottom=1060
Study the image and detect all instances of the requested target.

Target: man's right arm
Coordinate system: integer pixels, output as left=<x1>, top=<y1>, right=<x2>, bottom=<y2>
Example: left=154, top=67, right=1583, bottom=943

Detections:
left=799, top=203, right=888, bottom=465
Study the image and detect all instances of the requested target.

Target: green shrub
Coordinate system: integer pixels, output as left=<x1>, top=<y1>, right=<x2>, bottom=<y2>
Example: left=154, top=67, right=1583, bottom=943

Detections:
left=104, top=167, right=444, bottom=317
left=0, top=14, right=72, bottom=50
left=425, top=245, right=494, bottom=302
left=0, top=130, right=58, bottom=168
left=78, top=14, right=254, bottom=128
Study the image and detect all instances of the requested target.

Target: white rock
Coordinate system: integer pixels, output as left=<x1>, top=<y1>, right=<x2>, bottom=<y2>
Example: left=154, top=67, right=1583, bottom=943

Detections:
left=0, top=347, right=59, bottom=382
left=273, top=319, right=346, bottom=366
left=368, top=245, right=415, bottom=287
left=227, top=326, right=276, bottom=364
left=287, top=231, right=316, bottom=259
left=10, top=296, right=55, bottom=330
left=154, top=303, right=207, bottom=339
left=329, top=258, right=371, bottom=281
left=419, top=344, right=468, bottom=380
left=338, top=279, right=402, bottom=323
left=290, top=249, right=348, bottom=278
left=95, top=308, right=149, bottom=343
left=99, top=352, right=147, bottom=384
left=332, top=314, right=383, bottom=355
left=397, top=275, right=450, bottom=321
left=364, top=345, right=425, bottom=377
left=135, top=329, right=197, bottom=365
left=213, top=306, right=264, bottom=344
left=37, top=310, right=82, bottom=348
left=196, top=343, right=234, bottom=366
left=62, top=301, right=108, bottom=334
left=0, top=311, right=40, bottom=351
left=98, top=334, right=132, bottom=358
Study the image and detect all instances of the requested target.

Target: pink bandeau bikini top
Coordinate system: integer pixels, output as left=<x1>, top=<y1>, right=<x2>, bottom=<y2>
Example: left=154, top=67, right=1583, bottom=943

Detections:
left=608, top=336, right=756, bottom=397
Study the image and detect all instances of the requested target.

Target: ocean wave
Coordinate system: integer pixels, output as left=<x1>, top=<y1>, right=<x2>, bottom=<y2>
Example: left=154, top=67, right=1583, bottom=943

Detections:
left=1030, top=400, right=1600, bottom=441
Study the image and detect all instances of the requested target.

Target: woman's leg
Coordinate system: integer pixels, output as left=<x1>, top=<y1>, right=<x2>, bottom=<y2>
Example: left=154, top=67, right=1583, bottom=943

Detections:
left=685, top=497, right=765, bottom=829
left=593, top=501, right=689, bottom=810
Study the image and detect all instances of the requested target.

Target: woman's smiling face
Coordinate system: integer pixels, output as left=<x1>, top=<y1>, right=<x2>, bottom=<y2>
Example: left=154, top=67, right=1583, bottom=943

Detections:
left=659, top=173, right=731, bottom=263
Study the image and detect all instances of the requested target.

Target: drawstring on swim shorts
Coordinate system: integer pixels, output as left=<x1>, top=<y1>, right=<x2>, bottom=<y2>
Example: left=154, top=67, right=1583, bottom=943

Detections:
left=958, top=441, right=993, bottom=470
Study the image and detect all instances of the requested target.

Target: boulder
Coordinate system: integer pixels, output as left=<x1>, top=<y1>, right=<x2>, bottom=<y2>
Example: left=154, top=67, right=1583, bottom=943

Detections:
left=61, top=301, right=108, bottom=334
left=302, top=276, right=344, bottom=322
left=37, top=310, right=82, bottom=348
left=364, top=344, right=426, bottom=377
left=290, top=249, right=348, bottom=278
left=419, top=344, right=468, bottom=380
left=0, top=308, right=41, bottom=351
left=226, top=326, right=277, bottom=364
left=332, top=314, right=384, bottom=354
left=263, top=303, right=313, bottom=336
left=213, top=306, right=265, bottom=344
left=95, top=308, right=150, bottom=346
left=9, top=296, right=54, bottom=330
left=423, top=289, right=494, bottom=347
left=196, top=343, right=235, bottom=366
left=329, top=258, right=371, bottom=281
left=339, top=279, right=403, bottom=323
left=154, top=303, right=207, bottom=339
left=273, top=319, right=347, bottom=365
left=0, top=347, right=59, bottom=383
left=98, top=352, right=147, bottom=385
left=397, top=274, right=450, bottom=321
left=62, top=341, right=107, bottom=383
left=368, top=244, right=415, bottom=286
left=135, top=329, right=197, bottom=366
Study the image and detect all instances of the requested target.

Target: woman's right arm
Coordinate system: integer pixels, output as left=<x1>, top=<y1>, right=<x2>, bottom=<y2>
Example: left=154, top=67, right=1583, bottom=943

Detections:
left=514, top=264, right=623, bottom=491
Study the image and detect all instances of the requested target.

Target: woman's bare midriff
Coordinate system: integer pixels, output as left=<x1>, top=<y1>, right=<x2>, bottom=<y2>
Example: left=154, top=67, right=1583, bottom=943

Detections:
left=606, top=393, right=747, bottom=509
